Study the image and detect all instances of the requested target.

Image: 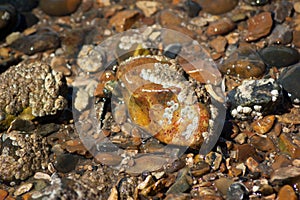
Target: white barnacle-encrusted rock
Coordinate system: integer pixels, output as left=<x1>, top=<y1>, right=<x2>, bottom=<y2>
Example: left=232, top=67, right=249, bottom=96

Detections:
left=0, top=61, right=67, bottom=119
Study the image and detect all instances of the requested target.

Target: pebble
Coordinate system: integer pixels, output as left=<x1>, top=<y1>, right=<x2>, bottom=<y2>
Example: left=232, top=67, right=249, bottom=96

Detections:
left=227, top=78, right=283, bottom=119
left=39, top=0, right=82, bottom=16
left=63, top=139, right=88, bottom=156
left=278, top=185, right=297, bottom=200
left=279, top=133, right=300, bottom=159
left=198, top=0, right=238, bottom=15
left=251, top=115, right=275, bottom=134
left=207, top=18, right=235, bottom=36
left=246, top=12, right=273, bottom=42
left=61, top=29, right=86, bottom=57
left=244, top=0, right=269, bottom=6
left=10, top=31, right=60, bottom=55
left=0, top=4, right=19, bottom=40
left=273, top=1, right=293, bottom=23
left=54, top=153, right=79, bottom=173
left=125, top=155, right=167, bottom=175
left=205, top=152, right=222, bottom=170
left=271, top=155, right=292, bottom=171
left=270, top=166, right=300, bottom=184
left=293, top=31, right=300, bottom=48
left=268, top=24, right=292, bottom=45
left=278, top=64, right=300, bottom=103
left=163, top=43, right=182, bottom=59
left=209, top=36, right=227, bottom=53
left=0, top=189, right=8, bottom=199
left=295, top=2, right=300, bottom=13
left=184, top=0, right=201, bottom=18
left=94, top=152, right=122, bottom=166
left=277, top=107, right=300, bottom=124
left=160, top=10, right=182, bottom=26
left=245, top=157, right=260, bottom=173
left=77, top=44, right=106, bottom=73
left=33, top=172, right=51, bottom=181
left=249, top=135, right=276, bottom=152
left=136, top=1, right=162, bottom=17
left=0, top=0, right=38, bottom=12
left=190, top=161, right=210, bottom=177
left=14, top=183, right=33, bottom=196
left=166, top=168, right=192, bottom=194
left=227, top=182, right=249, bottom=200
left=50, top=56, right=71, bottom=76
left=235, top=144, right=263, bottom=163
left=109, top=10, right=140, bottom=32
left=234, top=132, right=247, bottom=144
left=220, top=46, right=265, bottom=78
left=214, top=177, right=234, bottom=196
left=259, top=46, right=299, bottom=68
left=74, top=88, right=89, bottom=111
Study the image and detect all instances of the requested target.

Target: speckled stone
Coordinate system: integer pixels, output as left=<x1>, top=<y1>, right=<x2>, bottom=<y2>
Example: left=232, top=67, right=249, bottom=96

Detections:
left=246, top=12, right=273, bottom=42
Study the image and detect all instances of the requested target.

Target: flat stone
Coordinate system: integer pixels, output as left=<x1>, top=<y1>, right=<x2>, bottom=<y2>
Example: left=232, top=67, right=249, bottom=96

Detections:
left=273, top=1, right=293, bottom=23
left=279, top=133, right=300, bottom=159
left=160, top=10, right=182, bottom=26
left=109, top=10, right=140, bottom=32
left=245, top=157, right=260, bottom=173
left=14, top=182, right=33, bottom=196
left=167, top=168, right=192, bottom=194
left=246, top=12, right=273, bottom=42
left=198, top=0, right=238, bottom=15
left=271, top=154, right=292, bottom=171
left=136, top=1, right=162, bottom=17
left=207, top=18, right=235, bottom=36
left=251, top=115, right=275, bottom=134
left=270, top=166, right=300, bottom=184
left=214, top=177, right=234, bottom=196
left=268, top=24, right=292, bottom=45
left=249, top=135, right=276, bottom=152
left=209, top=36, right=227, bottom=53
left=54, top=153, right=79, bottom=173
left=94, top=152, right=122, bottom=166
left=278, top=185, right=297, bottom=200
left=294, top=2, right=300, bottom=13
left=293, top=31, right=300, bottom=48
left=259, top=46, right=299, bottom=68
left=234, top=144, right=263, bottom=163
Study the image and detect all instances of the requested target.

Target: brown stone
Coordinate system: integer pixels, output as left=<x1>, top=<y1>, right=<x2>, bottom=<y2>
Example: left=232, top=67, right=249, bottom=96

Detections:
left=272, top=155, right=292, bottom=171
left=209, top=36, right=227, bottom=53
left=251, top=115, right=275, bottom=134
left=109, top=10, right=140, bottom=32
left=294, top=2, right=300, bottom=13
left=249, top=135, right=276, bottom=152
left=207, top=18, right=235, bottom=36
left=279, top=133, right=300, bottom=159
left=277, top=107, right=300, bottom=124
left=214, top=178, right=234, bottom=196
left=271, top=166, right=300, bottom=184
left=246, top=12, right=273, bottom=42
left=0, top=189, right=8, bottom=200
left=94, top=152, right=122, bottom=166
left=293, top=31, right=300, bottom=48
left=51, top=56, right=71, bottom=76
left=63, top=139, right=88, bottom=156
left=234, top=144, right=263, bottom=163
left=245, top=157, right=260, bottom=173
left=198, top=0, right=238, bottom=15
left=278, top=185, right=297, bottom=200
left=160, top=10, right=182, bottom=26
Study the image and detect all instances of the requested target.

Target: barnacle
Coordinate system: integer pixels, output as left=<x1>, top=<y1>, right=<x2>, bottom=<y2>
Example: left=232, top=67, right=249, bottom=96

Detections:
left=0, top=61, right=67, bottom=130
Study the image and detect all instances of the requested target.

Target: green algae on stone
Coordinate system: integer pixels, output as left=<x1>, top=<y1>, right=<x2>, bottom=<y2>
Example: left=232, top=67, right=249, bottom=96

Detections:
left=0, top=61, right=68, bottom=130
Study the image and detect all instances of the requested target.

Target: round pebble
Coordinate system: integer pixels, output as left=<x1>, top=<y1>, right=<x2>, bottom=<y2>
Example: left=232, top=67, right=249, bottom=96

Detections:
left=259, top=46, right=299, bottom=68
left=278, top=185, right=297, bottom=200
left=39, top=0, right=82, bottom=16
left=198, top=0, right=238, bottom=15
left=54, top=153, right=79, bottom=173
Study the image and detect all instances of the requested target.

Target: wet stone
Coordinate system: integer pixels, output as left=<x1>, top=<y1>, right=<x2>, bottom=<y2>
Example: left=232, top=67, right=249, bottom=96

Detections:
left=268, top=24, right=292, bottom=45
left=244, top=0, right=269, bottom=6
left=54, top=153, right=79, bottom=173
left=94, top=152, right=122, bottom=166
left=259, top=46, right=299, bottom=68
left=109, top=10, right=140, bottom=32
left=160, top=10, right=182, bottom=26
left=205, top=152, right=222, bottom=170
left=251, top=115, right=275, bottom=134
left=220, top=46, right=265, bottom=79
left=39, top=0, right=82, bottom=16
left=0, top=189, right=8, bottom=199
left=14, top=182, right=33, bottom=196
left=277, top=107, right=300, bottom=124
left=214, top=177, right=234, bottom=196
left=295, top=2, right=300, bottom=14
left=293, top=31, right=300, bottom=48
left=246, top=12, right=273, bottom=42
left=227, top=78, right=283, bottom=119
left=278, top=133, right=300, bottom=159
left=277, top=185, right=297, bottom=200
left=10, top=31, right=60, bottom=55
left=271, top=154, right=292, bottom=171
left=136, top=1, right=162, bottom=17
left=184, top=0, right=201, bottom=18
left=249, top=135, right=276, bottom=152
left=163, top=43, right=182, bottom=59
left=227, top=182, right=249, bottom=200
left=166, top=168, right=192, bottom=194
left=207, top=18, right=235, bottom=36
left=209, top=36, right=227, bottom=53
left=0, top=0, right=39, bottom=12
left=273, top=1, right=293, bottom=23
left=270, top=166, right=300, bottom=184
left=198, top=0, right=238, bottom=15
left=278, top=64, right=300, bottom=103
